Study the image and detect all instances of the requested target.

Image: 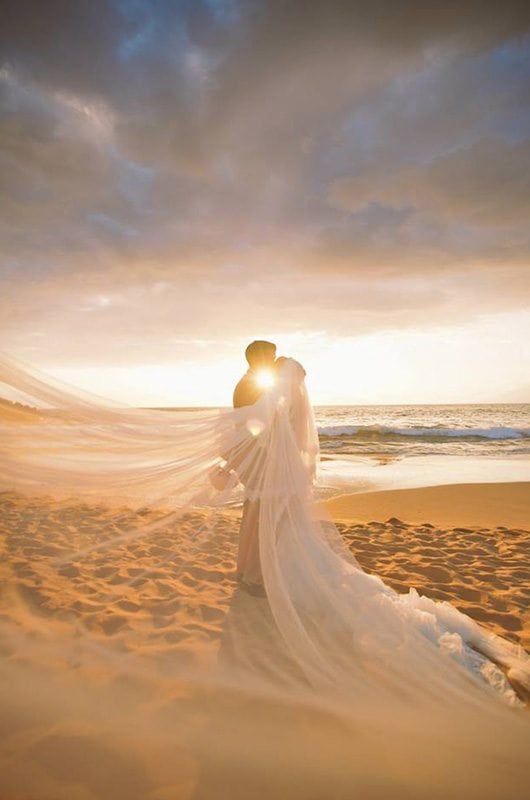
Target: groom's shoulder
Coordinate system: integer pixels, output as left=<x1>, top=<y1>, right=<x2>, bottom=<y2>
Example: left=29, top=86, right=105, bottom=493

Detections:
left=233, top=373, right=249, bottom=408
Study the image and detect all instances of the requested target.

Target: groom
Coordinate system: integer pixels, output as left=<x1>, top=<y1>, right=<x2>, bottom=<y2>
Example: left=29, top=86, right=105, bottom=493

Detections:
left=233, top=340, right=277, bottom=408
left=232, top=340, right=277, bottom=591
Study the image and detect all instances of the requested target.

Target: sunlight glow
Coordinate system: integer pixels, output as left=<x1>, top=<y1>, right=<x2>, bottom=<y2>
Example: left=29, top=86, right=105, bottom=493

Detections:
left=47, top=310, right=530, bottom=406
left=255, top=369, right=275, bottom=389
left=246, top=418, right=265, bottom=437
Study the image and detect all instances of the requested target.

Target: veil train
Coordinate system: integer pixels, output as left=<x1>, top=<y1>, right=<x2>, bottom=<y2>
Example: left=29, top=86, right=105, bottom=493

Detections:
left=1, top=352, right=530, bottom=798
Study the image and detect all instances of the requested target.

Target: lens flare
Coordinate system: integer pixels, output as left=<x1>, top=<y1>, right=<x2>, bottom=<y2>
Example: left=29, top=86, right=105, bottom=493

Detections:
left=255, top=369, right=275, bottom=389
left=246, top=418, right=265, bottom=436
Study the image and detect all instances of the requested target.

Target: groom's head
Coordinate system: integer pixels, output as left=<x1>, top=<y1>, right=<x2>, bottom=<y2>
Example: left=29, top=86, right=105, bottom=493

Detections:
left=245, top=340, right=277, bottom=370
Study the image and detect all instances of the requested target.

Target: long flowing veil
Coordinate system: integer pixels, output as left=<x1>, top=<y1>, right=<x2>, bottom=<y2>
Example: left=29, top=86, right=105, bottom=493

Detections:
left=1, top=352, right=530, bottom=797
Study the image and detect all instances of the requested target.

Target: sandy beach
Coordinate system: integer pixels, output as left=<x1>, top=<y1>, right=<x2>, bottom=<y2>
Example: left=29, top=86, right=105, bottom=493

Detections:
left=3, top=481, right=527, bottom=656
left=327, top=483, right=530, bottom=649
left=326, top=481, right=530, bottom=530
left=1, top=480, right=530, bottom=798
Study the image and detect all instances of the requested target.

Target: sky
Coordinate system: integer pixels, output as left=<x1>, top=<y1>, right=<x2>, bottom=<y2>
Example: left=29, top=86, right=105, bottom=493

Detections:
left=1, top=1, right=530, bottom=406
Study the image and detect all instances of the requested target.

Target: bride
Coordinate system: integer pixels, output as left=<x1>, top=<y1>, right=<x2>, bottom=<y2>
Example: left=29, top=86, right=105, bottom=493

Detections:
left=219, top=354, right=530, bottom=704
left=1, top=349, right=530, bottom=795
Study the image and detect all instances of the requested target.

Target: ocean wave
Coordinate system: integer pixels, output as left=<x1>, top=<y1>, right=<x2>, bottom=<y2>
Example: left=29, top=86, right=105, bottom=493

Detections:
left=317, top=425, right=530, bottom=441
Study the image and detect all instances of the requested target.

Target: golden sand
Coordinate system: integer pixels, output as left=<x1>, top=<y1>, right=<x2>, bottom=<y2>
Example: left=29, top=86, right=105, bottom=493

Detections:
left=326, top=481, right=530, bottom=530
left=1, top=488, right=530, bottom=798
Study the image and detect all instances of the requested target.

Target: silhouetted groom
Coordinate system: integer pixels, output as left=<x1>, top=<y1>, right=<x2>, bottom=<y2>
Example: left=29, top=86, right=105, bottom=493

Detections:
left=233, top=340, right=277, bottom=592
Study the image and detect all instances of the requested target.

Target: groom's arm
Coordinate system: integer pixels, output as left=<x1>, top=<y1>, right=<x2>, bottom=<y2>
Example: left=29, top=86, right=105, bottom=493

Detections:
left=233, top=380, right=245, bottom=408
left=233, top=375, right=261, bottom=408
left=226, top=376, right=264, bottom=478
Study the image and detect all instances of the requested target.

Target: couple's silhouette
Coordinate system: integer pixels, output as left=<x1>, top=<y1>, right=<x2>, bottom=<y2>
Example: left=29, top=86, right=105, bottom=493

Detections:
left=233, top=340, right=278, bottom=409
left=233, top=341, right=279, bottom=593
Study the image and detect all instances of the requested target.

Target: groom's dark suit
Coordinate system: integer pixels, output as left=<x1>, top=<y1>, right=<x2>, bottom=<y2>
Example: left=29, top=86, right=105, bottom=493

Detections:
left=233, top=369, right=265, bottom=587
left=233, top=369, right=263, bottom=408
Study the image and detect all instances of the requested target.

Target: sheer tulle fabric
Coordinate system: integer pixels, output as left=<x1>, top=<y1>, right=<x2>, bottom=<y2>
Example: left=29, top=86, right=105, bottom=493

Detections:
left=1, top=351, right=529, bottom=711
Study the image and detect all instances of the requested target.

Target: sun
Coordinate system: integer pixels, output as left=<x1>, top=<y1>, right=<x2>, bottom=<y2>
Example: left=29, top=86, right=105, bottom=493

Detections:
left=254, top=369, right=275, bottom=389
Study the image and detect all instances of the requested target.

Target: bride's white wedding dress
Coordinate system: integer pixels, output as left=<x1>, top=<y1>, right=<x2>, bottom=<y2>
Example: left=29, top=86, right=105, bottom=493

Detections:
left=1, top=352, right=530, bottom=796
left=229, top=359, right=529, bottom=705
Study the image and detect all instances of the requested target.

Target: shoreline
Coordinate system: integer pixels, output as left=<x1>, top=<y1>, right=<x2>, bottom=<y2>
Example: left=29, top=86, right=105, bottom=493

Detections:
left=319, top=453, right=530, bottom=496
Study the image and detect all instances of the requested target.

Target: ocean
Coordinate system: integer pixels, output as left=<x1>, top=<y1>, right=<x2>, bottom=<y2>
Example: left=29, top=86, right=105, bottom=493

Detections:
left=315, top=404, right=530, bottom=459
left=159, top=402, right=530, bottom=488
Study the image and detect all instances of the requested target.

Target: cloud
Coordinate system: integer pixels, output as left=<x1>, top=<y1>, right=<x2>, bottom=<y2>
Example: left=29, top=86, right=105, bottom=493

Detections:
left=328, top=137, right=530, bottom=227
left=1, top=1, right=530, bottom=369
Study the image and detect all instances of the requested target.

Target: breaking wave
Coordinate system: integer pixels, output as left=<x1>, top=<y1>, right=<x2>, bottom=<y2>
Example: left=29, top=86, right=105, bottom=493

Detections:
left=318, top=425, right=530, bottom=442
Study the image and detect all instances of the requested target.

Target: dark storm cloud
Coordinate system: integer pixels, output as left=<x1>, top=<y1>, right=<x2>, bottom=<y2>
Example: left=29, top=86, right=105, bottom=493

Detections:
left=1, top=0, right=530, bottom=361
left=329, top=138, right=530, bottom=227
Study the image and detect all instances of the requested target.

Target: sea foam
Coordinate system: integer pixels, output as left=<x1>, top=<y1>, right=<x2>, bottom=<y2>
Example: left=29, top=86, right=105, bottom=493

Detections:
left=318, top=425, right=530, bottom=441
